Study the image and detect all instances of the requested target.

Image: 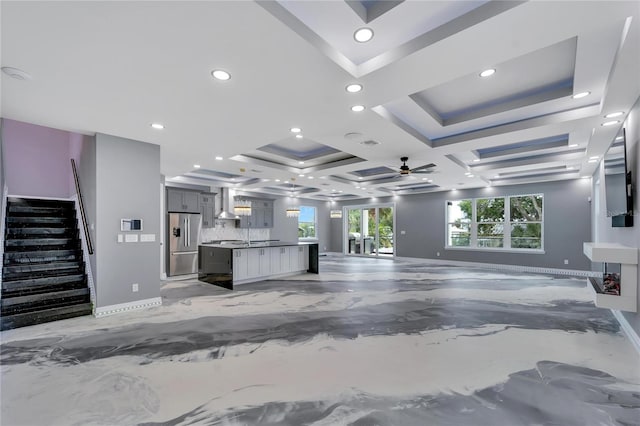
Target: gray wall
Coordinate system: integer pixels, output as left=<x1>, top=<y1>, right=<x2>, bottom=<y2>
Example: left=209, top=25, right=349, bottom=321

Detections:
left=336, top=178, right=592, bottom=270
left=594, top=97, right=640, bottom=334
left=94, top=133, right=161, bottom=307
left=271, top=197, right=331, bottom=252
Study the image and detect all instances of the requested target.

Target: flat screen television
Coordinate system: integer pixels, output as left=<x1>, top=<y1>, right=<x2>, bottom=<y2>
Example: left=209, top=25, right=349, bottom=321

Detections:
left=603, top=128, right=633, bottom=227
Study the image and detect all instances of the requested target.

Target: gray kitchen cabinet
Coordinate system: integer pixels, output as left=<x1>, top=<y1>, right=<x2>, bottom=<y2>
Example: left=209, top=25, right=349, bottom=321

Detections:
left=166, top=188, right=201, bottom=213
left=200, top=192, right=216, bottom=228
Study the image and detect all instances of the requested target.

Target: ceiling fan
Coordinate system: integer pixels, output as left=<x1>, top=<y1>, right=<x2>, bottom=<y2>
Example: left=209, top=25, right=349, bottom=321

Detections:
left=397, top=156, right=436, bottom=176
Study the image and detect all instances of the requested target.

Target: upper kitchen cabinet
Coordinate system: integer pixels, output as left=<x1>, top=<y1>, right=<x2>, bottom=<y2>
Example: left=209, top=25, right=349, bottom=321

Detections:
left=200, top=192, right=216, bottom=228
left=166, top=188, right=200, bottom=213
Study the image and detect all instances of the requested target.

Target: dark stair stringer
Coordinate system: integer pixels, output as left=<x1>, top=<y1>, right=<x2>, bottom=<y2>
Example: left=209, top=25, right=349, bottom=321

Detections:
left=1, top=197, right=92, bottom=330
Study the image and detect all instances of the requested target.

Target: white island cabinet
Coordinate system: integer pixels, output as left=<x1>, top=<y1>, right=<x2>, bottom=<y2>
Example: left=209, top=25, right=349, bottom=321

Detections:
left=199, top=242, right=318, bottom=289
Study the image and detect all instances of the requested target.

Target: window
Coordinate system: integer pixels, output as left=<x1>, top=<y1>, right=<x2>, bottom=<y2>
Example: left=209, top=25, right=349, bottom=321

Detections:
left=447, top=200, right=471, bottom=247
left=476, top=197, right=504, bottom=248
left=446, top=194, right=543, bottom=251
left=298, top=206, right=317, bottom=240
left=510, top=195, right=543, bottom=249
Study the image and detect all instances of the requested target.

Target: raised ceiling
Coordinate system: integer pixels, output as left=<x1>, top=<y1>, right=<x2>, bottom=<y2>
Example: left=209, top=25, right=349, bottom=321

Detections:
left=1, top=1, right=639, bottom=200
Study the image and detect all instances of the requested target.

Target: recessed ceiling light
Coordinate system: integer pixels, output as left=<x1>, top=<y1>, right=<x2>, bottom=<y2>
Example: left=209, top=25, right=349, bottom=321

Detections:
left=275, top=179, right=281, bottom=182
left=479, top=68, right=496, bottom=77
left=284, top=180, right=290, bottom=184
left=452, top=189, right=458, bottom=192
left=422, top=178, right=428, bottom=181
left=602, top=120, right=620, bottom=126
left=589, top=156, right=599, bottom=160
left=215, top=156, right=223, bottom=160
left=354, top=27, right=374, bottom=43
left=358, top=177, right=363, bottom=179
left=351, top=105, right=365, bottom=112
left=615, top=136, right=624, bottom=141
left=494, top=175, right=500, bottom=178
left=299, top=174, right=304, bottom=177
left=194, top=164, right=201, bottom=168
left=1, top=66, right=32, bottom=80
left=467, top=174, right=474, bottom=178
left=299, top=161, right=305, bottom=165
left=581, top=176, right=590, bottom=179
left=308, top=176, right=314, bottom=179
left=605, top=112, right=624, bottom=118
left=572, top=91, right=590, bottom=99
left=568, top=144, right=578, bottom=148
left=588, top=159, right=598, bottom=163
left=151, top=123, right=164, bottom=130
left=355, top=186, right=360, bottom=189
left=211, top=69, right=231, bottom=81
left=346, top=83, right=363, bottom=93
left=473, top=159, right=480, bottom=162
left=295, top=134, right=303, bottom=139
left=290, top=127, right=301, bottom=133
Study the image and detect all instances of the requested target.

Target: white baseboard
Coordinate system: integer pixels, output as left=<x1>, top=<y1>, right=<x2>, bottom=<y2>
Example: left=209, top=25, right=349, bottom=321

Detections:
left=94, top=297, right=162, bottom=318
left=611, top=310, right=640, bottom=356
left=395, top=256, right=596, bottom=277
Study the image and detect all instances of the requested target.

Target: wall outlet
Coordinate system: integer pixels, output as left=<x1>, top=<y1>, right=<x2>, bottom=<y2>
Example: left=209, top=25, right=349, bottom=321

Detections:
left=132, top=283, right=139, bottom=292
left=400, top=230, right=406, bottom=235
left=563, top=259, right=569, bottom=265
left=436, top=252, right=440, bottom=257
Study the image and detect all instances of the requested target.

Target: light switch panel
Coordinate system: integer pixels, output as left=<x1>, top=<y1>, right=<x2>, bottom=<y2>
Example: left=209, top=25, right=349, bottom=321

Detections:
left=117, top=234, right=124, bottom=243
left=140, top=234, right=156, bottom=242
left=125, top=234, right=138, bottom=243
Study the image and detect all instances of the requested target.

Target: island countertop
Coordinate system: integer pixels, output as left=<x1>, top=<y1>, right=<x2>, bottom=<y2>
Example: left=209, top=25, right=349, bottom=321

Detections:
left=200, top=241, right=318, bottom=249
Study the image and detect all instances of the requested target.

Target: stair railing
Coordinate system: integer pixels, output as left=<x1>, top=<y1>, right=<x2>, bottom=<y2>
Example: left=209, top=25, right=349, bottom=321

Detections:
left=71, top=159, right=93, bottom=255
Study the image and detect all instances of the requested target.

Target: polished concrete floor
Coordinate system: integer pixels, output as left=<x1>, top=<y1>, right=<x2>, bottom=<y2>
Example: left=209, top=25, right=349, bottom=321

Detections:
left=1, top=255, right=639, bottom=425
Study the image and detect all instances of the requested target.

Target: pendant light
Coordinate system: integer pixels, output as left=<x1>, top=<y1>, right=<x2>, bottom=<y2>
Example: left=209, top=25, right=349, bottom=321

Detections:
left=286, top=178, right=300, bottom=218
left=234, top=198, right=252, bottom=216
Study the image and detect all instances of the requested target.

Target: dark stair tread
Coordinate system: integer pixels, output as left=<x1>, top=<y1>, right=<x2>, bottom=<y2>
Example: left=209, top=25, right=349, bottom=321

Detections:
left=4, top=249, right=83, bottom=265
left=7, top=197, right=75, bottom=207
left=5, top=238, right=76, bottom=246
left=7, top=217, right=77, bottom=226
left=3, top=260, right=84, bottom=275
left=2, top=273, right=86, bottom=291
left=0, top=303, right=93, bottom=331
left=6, top=227, right=77, bottom=236
left=7, top=205, right=74, bottom=215
left=1, top=288, right=90, bottom=307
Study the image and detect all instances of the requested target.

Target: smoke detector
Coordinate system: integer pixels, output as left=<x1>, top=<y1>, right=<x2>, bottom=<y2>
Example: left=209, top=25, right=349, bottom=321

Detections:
left=1, top=67, right=32, bottom=80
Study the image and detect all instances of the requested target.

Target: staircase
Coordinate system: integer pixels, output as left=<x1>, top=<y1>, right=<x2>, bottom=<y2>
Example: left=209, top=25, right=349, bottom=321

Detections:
left=1, top=197, right=92, bottom=331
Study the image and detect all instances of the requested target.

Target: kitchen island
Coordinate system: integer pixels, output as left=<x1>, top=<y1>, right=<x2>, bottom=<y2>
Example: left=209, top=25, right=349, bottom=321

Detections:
left=198, top=241, right=319, bottom=289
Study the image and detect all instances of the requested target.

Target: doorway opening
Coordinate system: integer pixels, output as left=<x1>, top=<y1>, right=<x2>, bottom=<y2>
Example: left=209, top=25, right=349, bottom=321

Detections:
left=345, top=204, right=395, bottom=258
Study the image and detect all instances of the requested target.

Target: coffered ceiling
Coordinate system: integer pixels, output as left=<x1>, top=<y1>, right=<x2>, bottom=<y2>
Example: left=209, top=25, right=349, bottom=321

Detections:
left=1, top=1, right=639, bottom=200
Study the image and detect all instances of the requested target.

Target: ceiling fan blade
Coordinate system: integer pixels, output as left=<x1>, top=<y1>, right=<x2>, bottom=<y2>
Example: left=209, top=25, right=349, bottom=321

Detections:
left=411, top=163, right=436, bottom=172
left=411, top=169, right=434, bottom=174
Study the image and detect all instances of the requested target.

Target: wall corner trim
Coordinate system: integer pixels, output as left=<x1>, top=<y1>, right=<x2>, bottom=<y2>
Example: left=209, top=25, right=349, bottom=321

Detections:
left=94, top=297, right=162, bottom=318
left=611, top=310, right=640, bottom=356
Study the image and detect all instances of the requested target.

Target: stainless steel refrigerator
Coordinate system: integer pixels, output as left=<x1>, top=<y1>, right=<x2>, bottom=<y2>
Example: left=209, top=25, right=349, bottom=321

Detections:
left=168, top=213, right=201, bottom=276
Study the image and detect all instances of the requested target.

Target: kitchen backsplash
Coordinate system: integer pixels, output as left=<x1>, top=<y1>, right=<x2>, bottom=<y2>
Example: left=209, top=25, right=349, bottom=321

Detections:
left=200, top=221, right=270, bottom=242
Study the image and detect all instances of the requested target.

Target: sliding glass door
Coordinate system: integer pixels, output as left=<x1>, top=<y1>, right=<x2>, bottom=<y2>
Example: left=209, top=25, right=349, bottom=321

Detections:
left=345, top=204, right=394, bottom=257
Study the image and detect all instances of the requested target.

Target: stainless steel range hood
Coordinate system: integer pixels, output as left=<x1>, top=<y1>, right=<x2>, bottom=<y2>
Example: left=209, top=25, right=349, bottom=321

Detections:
left=216, top=187, right=239, bottom=220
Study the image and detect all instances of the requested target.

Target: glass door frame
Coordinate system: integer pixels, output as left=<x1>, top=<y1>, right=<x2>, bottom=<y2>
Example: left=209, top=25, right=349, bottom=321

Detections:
left=343, top=203, right=396, bottom=258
